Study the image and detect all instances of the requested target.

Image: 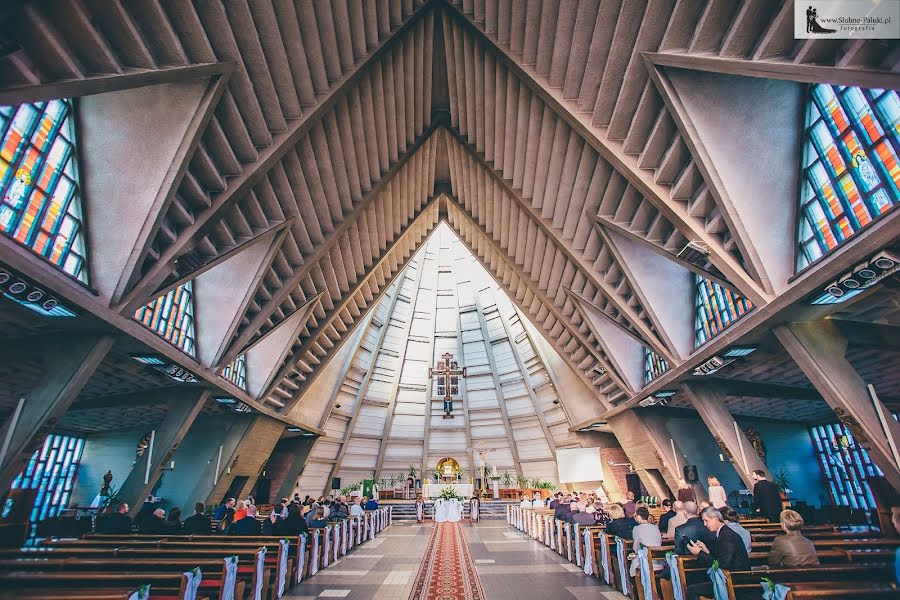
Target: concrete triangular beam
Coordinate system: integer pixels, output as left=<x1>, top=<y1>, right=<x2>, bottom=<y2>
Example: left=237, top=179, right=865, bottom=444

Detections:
left=653, top=64, right=802, bottom=295
left=78, top=71, right=229, bottom=306
left=599, top=224, right=695, bottom=361
left=244, top=294, right=324, bottom=399
left=567, top=290, right=644, bottom=393
left=180, top=223, right=290, bottom=368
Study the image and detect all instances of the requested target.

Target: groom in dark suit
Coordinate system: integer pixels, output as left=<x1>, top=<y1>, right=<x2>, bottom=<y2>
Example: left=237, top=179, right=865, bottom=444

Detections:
left=752, top=469, right=783, bottom=523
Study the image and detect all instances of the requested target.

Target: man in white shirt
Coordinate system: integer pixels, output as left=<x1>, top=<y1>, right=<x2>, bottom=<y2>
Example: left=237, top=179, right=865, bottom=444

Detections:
left=349, top=497, right=364, bottom=517
left=519, top=494, right=533, bottom=508
left=531, top=492, right=543, bottom=508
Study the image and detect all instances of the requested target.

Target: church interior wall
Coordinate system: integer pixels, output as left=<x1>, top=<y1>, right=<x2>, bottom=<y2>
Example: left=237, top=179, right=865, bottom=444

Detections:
left=70, top=427, right=152, bottom=508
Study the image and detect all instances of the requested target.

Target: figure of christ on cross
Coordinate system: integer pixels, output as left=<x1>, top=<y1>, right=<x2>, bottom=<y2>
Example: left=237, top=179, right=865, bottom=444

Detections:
left=429, top=352, right=467, bottom=419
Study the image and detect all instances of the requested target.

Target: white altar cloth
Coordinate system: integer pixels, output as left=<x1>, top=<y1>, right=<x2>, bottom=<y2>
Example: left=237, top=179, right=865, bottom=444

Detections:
left=422, top=483, right=474, bottom=499
left=433, top=499, right=464, bottom=523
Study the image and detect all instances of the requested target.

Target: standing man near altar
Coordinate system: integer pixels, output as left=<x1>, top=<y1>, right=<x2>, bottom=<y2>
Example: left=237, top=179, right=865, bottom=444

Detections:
left=469, top=494, right=480, bottom=522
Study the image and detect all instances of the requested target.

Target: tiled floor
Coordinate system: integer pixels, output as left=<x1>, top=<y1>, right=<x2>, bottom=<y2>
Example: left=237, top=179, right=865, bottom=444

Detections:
left=287, top=521, right=627, bottom=599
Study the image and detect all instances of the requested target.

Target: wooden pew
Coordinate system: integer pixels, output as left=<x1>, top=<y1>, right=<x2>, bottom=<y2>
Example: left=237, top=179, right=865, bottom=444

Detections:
left=0, top=556, right=245, bottom=600
left=723, top=562, right=897, bottom=599
left=0, top=571, right=199, bottom=600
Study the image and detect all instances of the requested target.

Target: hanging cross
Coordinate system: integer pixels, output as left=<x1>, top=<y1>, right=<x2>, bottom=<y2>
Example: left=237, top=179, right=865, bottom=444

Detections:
left=429, top=352, right=467, bottom=419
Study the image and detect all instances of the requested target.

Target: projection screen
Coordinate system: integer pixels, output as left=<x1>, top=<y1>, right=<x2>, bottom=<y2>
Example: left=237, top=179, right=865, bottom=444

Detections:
left=556, top=447, right=604, bottom=483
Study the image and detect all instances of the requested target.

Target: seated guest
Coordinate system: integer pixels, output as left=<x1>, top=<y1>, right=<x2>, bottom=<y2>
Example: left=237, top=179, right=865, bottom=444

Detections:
left=217, top=507, right=236, bottom=534
left=677, top=480, right=696, bottom=503
left=134, top=495, right=157, bottom=529
left=592, top=502, right=610, bottom=525
left=630, top=507, right=662, bottom=576
left=666, top=501, right=686, bottom=539
left=349, top=497, right=364, bottom=517
left=768, top=509, right=819, bottom=568
left=548, top=492, right=562, bottom=509
left=674, top=502, right=714, bottom=555
left=262, top=509, right=282, bottom=535
left=309, top=507, right=328, bottom=528
left=723, top=507, right=751, bottom=553
left=278, top=498, right=289, bottom=518
left=96, top=502, right=132, bottom=534
left=139, top=508, right=169, bottom=534
left=232, top=504, right=262, bottom=535
left=233, top=500, right=248, bottom=522
left=571, top=501, right=595, bottom=526
left=657, top=499, right=675, bottom=534
left=183, top=502, right=212, bottom=535
left=604, top=503, right=637, bottom=540
left=707, top=476, right=728, bottom=509
left=364, top=496, right=379, bottom=510
left=214, top=498, right=235, bottom=520
left=685, top=508, right=750, bottom=600
left=531, top=492, right=543, bottom=508
left=698, top=499, right=712, bottom=511
left=277, top=504, right=309, bottom=537
left=554, top=495, right=573, bottom=520
left=623, top=491, right=637, bottom=518
left=519, top=493, right=532, bottom=509
left=165, top=507, right=183, bottom=533
left=333, top=496, right=349, bottom=517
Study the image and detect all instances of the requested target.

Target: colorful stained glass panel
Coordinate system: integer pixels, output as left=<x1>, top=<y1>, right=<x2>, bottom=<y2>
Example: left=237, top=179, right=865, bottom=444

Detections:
left=133, top=281, right=197, bottom=356
left=222, top=354, right=247, bottom=390
left=643, top=348, right=668, bottom=384
left=797, top=85, right=900, bottom=270
left=694, top=276, right=753, bottom=347
left=0, top=99, right=88, bottom=282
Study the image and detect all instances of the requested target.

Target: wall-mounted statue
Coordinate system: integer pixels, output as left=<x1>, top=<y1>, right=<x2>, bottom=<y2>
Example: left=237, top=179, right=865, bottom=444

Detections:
left=743, top=426, right=767, bottom=465
left=100, top=470, right=113, bottom=497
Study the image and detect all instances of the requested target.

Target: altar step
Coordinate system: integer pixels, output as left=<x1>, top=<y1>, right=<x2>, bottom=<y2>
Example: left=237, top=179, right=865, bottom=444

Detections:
left=388, top=500, right=517, bottom=521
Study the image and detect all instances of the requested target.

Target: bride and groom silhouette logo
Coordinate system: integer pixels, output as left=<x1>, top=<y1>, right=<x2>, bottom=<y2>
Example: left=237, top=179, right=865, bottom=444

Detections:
left=806, top=5, right=837, bottom=34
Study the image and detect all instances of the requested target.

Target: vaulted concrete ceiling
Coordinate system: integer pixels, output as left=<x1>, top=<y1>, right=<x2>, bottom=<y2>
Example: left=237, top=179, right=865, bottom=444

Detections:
left=4, top=0, right=898, bottom=426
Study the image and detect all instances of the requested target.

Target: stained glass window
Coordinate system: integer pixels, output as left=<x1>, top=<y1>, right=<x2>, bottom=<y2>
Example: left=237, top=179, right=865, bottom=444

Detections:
left=809, top=413, right=899, bottom=511
left=222, top=354, right=247, bottom=390
left=644, top=348, right=668, bottom=384
left=0, top=99, right=89, bottom=282
left=12, top=434, right=84, bottom=539
left=134, top=281, right=196, bottom=355
left=797, top=85, right=900, bottom=270
left=694, top=276, right=753, bottom=347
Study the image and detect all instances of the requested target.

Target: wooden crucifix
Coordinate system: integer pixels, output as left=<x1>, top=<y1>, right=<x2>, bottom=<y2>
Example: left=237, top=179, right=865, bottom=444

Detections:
left=429, top=352, right=467, bottom=419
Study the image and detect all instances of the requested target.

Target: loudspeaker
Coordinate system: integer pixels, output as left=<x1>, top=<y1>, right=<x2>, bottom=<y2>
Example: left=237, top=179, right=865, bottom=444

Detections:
left=331, top=477, right=341, bottom=490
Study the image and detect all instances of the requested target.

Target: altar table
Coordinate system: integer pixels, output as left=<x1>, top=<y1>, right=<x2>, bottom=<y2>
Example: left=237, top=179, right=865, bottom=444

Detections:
left=422, top=483, right=474, bottom=499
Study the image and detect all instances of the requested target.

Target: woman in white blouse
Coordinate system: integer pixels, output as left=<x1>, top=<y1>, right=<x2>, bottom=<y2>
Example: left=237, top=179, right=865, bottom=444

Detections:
left=707, top=476, right=728, bottom=509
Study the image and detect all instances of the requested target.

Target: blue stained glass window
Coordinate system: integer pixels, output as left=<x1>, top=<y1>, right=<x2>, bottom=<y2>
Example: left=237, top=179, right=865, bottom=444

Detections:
left=0, top=99, right=89, bottom=282
left=694, top=275, right=752, bottom=347
left=12, top=434, right=84, bottom=540
left=134, top=281, right=196, bottom=356
left=644, top=348, right=668, bottom=384
left=797, top=84, right=900, bottom=270
left=222, top=354, right=247, bottom=390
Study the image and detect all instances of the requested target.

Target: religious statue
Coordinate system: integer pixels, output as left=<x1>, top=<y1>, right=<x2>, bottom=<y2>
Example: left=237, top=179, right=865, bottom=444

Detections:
left=429, top=352, right=467, bottom=418
left=134, top=432, right=152, bottom=465
left=99, top=470, right=113, bottom=497
left=743, top=426, right=767, bottom=465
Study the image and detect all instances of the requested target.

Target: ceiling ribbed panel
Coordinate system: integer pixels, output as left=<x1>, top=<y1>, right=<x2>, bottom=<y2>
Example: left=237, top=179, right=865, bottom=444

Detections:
left=262, top=186, right=441, bottom=409
left=445, top=201, right=624, bottom=406
left=444, top=133, right=652, bottom=342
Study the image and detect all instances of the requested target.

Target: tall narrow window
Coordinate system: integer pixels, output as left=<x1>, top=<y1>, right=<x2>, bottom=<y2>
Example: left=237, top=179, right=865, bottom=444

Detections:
left=644, top=348, right=668, bottom=384
left=809, top=422, right=880, bottom=511
left=12, top=434, right=84, bottom=539
left=134, top=281, right=196, bottom=355
left=797, top=85, right=899, bottom=270
left=222, top=354, right=247, bottom=390
left=694, top=276, right=752, bottom=347
left=0, top=99, right=89, bottom=282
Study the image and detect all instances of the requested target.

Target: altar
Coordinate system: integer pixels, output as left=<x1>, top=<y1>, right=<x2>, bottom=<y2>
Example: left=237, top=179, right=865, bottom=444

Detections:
left=422, top=483, right=474, bottom=499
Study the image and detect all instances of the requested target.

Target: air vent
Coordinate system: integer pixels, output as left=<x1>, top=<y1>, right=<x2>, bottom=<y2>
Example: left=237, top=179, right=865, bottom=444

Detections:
left=677, top=240, right=710, bottom=265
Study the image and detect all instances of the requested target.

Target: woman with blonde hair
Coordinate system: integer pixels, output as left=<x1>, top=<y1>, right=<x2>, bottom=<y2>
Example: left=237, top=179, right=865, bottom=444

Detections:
left=707, top=476, right=728, bottom=509
left=768, top=510, right=819, bottom=567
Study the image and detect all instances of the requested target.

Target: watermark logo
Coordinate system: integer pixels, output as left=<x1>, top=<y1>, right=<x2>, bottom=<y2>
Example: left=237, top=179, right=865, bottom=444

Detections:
left=795, top=1, right=899, bottom=39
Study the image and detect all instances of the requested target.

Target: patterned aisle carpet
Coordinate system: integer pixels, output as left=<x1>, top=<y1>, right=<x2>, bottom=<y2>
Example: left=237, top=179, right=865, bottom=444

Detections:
left=408, top=522, right=487, bottom=600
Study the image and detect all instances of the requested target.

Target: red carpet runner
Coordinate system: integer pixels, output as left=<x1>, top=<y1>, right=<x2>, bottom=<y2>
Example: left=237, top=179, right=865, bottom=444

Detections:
left=408, top=522, right=487, bottom=600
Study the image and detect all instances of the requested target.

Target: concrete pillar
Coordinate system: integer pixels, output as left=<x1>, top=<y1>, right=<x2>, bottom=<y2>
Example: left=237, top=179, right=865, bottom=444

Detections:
left=119, top=389, right=209, bottom=515
left=608, top=410, right=683, bottom=498
left=0, top=335, right=114, bottom=495
left=681, top=381, right=771, bottom=489
left=774, top=321, right=900, bottom=490
left=274, top=436, right=317, bottom=500
left=204, top=415, right=285, bottom=505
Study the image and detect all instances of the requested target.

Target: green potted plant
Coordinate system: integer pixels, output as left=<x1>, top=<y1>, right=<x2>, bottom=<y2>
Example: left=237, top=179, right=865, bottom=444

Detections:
left=501, top=471, right=513, bottom=487
left=773, top=469, right=792, bottom=500
left=408, top=464, right=418, bottom=479
left=515, top=474, right=528, bottom=488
